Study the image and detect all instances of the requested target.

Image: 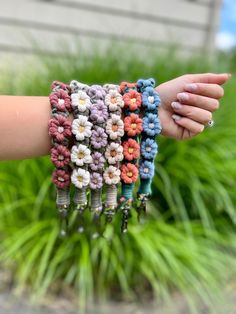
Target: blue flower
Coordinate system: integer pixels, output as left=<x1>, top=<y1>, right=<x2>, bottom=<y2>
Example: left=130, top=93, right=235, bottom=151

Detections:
left=139, top=160, right=154, bottom=179
left=141, top=138, right=158, bottom=160
left=137, top=78, right=155, bottom=93
left=143, top=113, right=162, bottom=137
left=142, top=87, right=161, bottom=111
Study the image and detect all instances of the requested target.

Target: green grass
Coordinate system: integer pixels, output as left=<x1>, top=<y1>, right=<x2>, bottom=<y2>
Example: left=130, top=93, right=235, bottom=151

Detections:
left=0, top=44, right=236, bottom=313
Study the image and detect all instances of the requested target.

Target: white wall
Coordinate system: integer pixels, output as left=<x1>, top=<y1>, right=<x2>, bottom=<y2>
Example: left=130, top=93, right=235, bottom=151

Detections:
left=0, top=0, right=222, bottom=67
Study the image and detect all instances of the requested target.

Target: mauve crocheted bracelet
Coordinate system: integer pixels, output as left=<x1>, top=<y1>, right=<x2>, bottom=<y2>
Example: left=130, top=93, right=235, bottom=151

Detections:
left=136, top=78, right=162, bottom=215
left=69, top=80, right=92, bottom=233
left=48, top=81, right=73, bottom=237
left=119, top=81, right=142, bottom=233
left=88, top=85, right=108, bottom=226
left=103, top=84, right=124, bottom=222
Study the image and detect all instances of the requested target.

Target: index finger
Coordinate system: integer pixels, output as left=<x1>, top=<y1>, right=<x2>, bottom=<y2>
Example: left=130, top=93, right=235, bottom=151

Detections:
left=187, top=73, right=231, bottom=85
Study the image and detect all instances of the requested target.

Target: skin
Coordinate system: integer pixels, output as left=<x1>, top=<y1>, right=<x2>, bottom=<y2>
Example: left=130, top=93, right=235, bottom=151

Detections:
left=0, top=73, right=231, bottom=160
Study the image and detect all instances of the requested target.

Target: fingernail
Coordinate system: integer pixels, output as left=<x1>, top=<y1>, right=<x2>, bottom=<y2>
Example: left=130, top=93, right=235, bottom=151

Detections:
left=185, top=83, right=198, bottom=92
left=171, top=102, right=182, bottom=109
left=172, top=114, right=182, bottom=121
left=177, top=92, right=189, bottom=101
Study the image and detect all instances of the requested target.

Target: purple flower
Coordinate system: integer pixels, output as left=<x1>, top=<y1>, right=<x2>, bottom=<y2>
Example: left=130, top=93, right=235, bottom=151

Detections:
left=90, top=152, right=105, bottom=171
left=91, top=127, right=108, bottom=149
left=90, top=172, right=103, bottom=190
left=90, top=100, right=108, bottom=124
left=88, top=85, right=106, bottom=101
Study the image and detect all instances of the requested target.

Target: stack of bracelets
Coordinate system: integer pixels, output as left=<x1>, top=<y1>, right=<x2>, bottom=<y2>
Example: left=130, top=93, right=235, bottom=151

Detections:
left=48, top=78, right=161, bottom=236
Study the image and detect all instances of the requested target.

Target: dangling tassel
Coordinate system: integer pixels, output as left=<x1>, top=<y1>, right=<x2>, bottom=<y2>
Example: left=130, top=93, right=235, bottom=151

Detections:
left=56, top=187, right=70, bottom=237
left=73, top=187, right=87, bottom=233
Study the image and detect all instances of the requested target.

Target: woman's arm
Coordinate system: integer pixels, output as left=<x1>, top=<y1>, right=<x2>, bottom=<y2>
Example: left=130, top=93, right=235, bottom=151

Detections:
left=0, top=73, right=230, bottom=160
left=0, top=96, right=53, bottom=160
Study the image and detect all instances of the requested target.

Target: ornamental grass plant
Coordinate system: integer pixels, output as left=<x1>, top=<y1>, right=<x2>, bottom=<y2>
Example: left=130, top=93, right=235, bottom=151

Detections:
left=0, top=44, right=236, bottom=313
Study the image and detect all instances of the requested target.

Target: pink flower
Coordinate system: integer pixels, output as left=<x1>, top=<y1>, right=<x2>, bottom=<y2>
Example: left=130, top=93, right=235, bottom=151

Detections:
left=49, top=89, right=72, bottom=112
left=49, top=115, right=72, bottom=142
left=50, top=145, right=71, bottom=168
left=52, top=169, right=70, bottom=188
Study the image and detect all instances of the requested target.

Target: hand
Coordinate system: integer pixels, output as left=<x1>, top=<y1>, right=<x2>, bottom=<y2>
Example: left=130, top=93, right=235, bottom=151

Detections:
left=156, top=73, right=231, bottom=140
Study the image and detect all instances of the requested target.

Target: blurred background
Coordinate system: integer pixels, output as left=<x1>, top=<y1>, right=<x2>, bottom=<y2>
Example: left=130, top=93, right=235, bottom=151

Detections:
left=0, top=1, right=236, bottom=314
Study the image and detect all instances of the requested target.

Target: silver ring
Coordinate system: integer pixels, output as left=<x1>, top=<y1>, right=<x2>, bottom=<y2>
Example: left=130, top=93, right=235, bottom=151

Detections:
left=205, top=119, right=214, bottom=128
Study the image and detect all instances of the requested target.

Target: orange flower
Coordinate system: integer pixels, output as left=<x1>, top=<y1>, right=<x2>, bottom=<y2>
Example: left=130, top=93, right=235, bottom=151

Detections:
left=123, top=139, right=140, bottom=161
left=123, top=90, right=142, bottom=111
left=119, top=82, right=137, bottom=94
left=124, top=113, right=143, bottom=137
left=121, top=163, right=139, bottom=184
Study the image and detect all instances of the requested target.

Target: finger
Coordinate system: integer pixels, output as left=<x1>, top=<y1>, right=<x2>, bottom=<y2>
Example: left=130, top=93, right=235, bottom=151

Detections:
left=186, top=73, right=231, bottom=85
left=184, top=83, right=224, bottom=99
left=172, top=114, right=204, bottom=135
left=171, top=102, right=212, bottom=124
left=177, top=92, right=219, bottom=112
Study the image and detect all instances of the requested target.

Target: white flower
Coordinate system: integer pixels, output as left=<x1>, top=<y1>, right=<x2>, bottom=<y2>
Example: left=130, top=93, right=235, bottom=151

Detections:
left=71, top=91, right=91, bottom=112
left=105, top=143, right=123, bottom=165
left=106, top=114, right=124, bottom=140
left=71, top=168, right=90, bottom=189
left=71, top=144, right=92, bottom=166
left=103, top=166, right=121, bottom=185
left=105, top=90, right=124, bottom=112
left=72, top=115, right=92, bottom=141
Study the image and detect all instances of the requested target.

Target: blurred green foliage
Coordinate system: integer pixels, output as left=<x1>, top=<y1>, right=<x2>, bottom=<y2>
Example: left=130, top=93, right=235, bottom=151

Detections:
left=0, top=44, right=236, bottom=313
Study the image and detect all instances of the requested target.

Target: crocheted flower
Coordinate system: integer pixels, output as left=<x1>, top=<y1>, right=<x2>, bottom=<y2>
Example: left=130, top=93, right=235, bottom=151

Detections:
left=123, top=139, right=140, bottom=161
left=139, top=160, right=154, bottom=179
left=143, top=113, right=162, bottom=137
left=105, top=89, right=124, bottom=112
left=71, top=168, right=90, bottom=189
left=124, top=113, right=143, bottom=137
left=90, top=100, right=108, bottom=124
left=120, top=82, right=137, bottom=94
left=121, top=163, right=139, bottom=184
left=50, top=145, right=71, bottom=168
left=52, top=169, right=70, bottom=189
left=71, top=91, right=91, bottom=112
left=49, top=115, right=72, bottom=142
left=88, top=85, right=106, bottom=101
left=72, top=116, right=92, bottom=141
left=90, top=172, right=103, bottom=190
left=103, top=166, right=121, bottom=185
left=142, top=87, right=161, bottom=111
left=137, top=78, right=155, bottom=93
left=106, top=114, right=124, bottom=140
left=71, top=144, right=92, bottom=166
left=105, top=143, right=123, bottom=165
left=90, top=152, right=106, bottom=171
left=141, top=138, right=158, bottom=160
left=91, top=127, right=108, bottom=149
left=49, top=89, right=71, bottom=112
left=123, top=90, right=142, bottom=111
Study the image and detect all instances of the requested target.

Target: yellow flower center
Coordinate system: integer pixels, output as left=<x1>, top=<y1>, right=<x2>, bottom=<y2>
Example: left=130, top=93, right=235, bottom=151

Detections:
left=127, top=171, right=133, bottom=177
left=110, top=149, right=117, bottom=157
left=131, top=98, right=136, bottom=103
left=79, top=98, right=86, bottom=105
left=109, top=172, right=114, bottom=178
left=112, top=124, right=118, bottom=132
left=131, top=123, right=137, bottom=129
left=78, top=152, right=85, bottom=159
left=77, top=176, right=84, bottom=182
left=128, top=147, right=134, bottom=154
left=79, top=126, right=85, bottom=132
left=111, top=96, right=117, bottom=104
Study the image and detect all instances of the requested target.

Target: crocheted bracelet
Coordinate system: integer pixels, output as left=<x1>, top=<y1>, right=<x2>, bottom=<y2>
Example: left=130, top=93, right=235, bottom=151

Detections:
left=103, top=84, right=124, bottom=222
left=88, top=85, right=108, bottom=224
left=48, top=81, right=72, bottom=236
left=69, top=80, right=92, bottom=233
left=119, top=81, right=142, bottom=233
left=136, top=78, right=162, bottom=215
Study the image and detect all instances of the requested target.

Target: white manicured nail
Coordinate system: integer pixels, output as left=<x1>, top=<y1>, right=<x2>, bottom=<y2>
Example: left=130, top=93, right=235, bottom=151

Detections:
left=171, top=102, right=182, bottom=109
left=177, top=92, right=189, bottom=101
left=172, top=114, right=182, bottom=121
left=185, top=83, right=198, bottom=92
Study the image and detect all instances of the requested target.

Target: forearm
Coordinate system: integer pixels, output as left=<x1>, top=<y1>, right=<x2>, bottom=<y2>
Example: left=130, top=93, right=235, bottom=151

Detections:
left=0, top=96, right=52, bottom=160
